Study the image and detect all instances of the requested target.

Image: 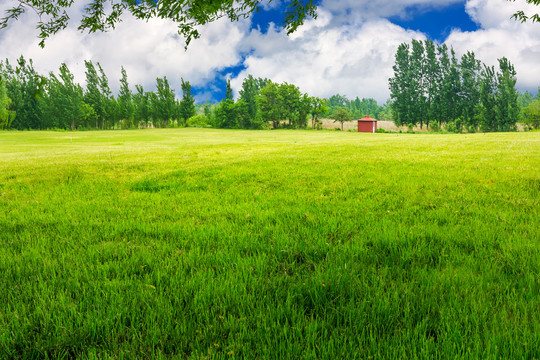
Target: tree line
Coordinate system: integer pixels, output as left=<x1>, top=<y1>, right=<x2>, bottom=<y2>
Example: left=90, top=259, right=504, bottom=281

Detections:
left=206, top=77, right=328, bottom=130
left=0, top=56, right=391, bottom=131
left=1, top=53, right=538, bottom=132
left=0, top=56, right=196, bottom=130
left=389, top=40, right=530, bottom=132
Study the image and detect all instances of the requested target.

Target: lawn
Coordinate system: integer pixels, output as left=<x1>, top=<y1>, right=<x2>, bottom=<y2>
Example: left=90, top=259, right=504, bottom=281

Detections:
left=0, top=129, right=538, bottom=359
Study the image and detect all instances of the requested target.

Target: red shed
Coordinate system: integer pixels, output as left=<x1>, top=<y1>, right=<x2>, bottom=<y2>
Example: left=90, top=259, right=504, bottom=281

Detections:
left=357, top=116, right=377, bottom=133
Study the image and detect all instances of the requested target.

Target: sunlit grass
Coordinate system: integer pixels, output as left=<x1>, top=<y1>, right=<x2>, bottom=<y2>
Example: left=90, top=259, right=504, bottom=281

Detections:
left=0, top=129, right=539, bottom=358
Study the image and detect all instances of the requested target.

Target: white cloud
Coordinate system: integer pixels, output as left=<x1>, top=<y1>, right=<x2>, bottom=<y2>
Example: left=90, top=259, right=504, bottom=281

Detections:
left=446, top=0, right=540, bottom=93
left=231, top=14, right=426, bottom=103
left=231, top=0, right=540, bottom=102
left=320, top=0, right=462, bottom=24
left=0, top=0, right=539, bottom=104
left=0, top=1, right=251, bottom=98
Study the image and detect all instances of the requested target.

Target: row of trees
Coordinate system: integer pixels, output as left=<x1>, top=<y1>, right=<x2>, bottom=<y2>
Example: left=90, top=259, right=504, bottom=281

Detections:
left=325, top=94, right=391, bottom=121
left=208, top=76, right=328, bottom=130
left=389, top=40, right=521, bottom=132
left=1, top=56, right=392, bottom=131
left=0, top=56, right=196, bottom=130
left=520, top=90, right=540, bottom=129
left=2, top=53, right=537, bottom=132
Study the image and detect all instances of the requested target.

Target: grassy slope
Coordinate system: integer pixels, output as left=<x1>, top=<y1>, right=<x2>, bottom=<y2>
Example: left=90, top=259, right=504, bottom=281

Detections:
left=0, top=129, right=538, bottom=359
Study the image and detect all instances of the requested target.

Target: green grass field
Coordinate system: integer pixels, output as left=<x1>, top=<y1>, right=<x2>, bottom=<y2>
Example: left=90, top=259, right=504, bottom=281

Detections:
left=0, top=129, right=538, bottom=359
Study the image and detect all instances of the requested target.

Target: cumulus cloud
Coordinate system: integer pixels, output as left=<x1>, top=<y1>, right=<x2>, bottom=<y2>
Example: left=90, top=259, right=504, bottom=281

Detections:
left=320, top=0, right=462, bottom=24
left=0, top=1, right=251, bottom=97
left=0, top=0, right=538, bottom=103
left=446, top=0, right=540, bottom=93
left=231, top=12, right=426, bottom=103
left=231, top=0, right=540, bottom=102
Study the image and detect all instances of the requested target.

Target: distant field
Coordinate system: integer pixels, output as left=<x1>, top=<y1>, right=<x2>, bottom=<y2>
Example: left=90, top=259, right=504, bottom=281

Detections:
left=0, top=129, right=538, bottom=359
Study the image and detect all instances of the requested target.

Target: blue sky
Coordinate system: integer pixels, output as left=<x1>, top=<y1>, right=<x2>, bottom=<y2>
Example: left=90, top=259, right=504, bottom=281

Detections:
left=0, top=0, right=539, bottom=103
left=389, top=2, right=480, bottom=41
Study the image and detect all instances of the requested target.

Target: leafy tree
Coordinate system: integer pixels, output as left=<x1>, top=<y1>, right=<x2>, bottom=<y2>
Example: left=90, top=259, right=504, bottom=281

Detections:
left=441, top=48, right=462, bottom=126
left=97, top=63, right=115, bottom=129
left=410, top=40, right=430, bottom=128
left=332, top=107, right=352, bottom=131
left=84, top=60, right=105, bottom=129
left=133, top=85, right=151, bottom=128
left=155, top=76, right=175, bottom=128
left=258, top=82, right=283, bottom=129
left=203, top=104, right=213, bottom=126
left=118, top=66, right=134, bottom=128
left=309, top=96, right=327, bottom=129
left=495, top=57, right=520, bottom=131
left=459, top=51, right=482, bottom=131
left=239, top=75, right=269, bottom=129
left=379, top=100, right=393, bottom=121
left=1, top=0, right=318, bottom=48
left=297, top=93, right=311, bottom=128
left=215, top=80, right=237, bottom=128
left=424, top=40, right=440, bottom=128
left=523, top=100, right=540, bottom=129
left=148, top=91, right=160, bottom=126
left=0, top=75, right=15, bottom=129
left=46, top=63, right=86, bottom=130
left=389, top=43, right=413, bottom=127
left=479, top=65, right=498, bottom=132
left=179, top=78, right=196, bottom=126
left=280, top=82, right=301, bottom=127
left=518, top=91, right=534, bottom=107
left=0, top=56, right=46, bottom=129
left=234, top=99, right=249, bottom=129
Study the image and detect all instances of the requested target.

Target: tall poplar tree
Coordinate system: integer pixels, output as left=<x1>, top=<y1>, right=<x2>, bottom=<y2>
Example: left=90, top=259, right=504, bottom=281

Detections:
left=410, top=39, right=427, bottom=128
left=0, top=75, right=15, bottom=129
left=97, top=64, right=114, bottom=129
left=495, top=57, right=520, bottom=131
left=155, top=76, right=175, bottom=128
left=2, top=56, right=45, bottom=129
left=424, top=40, right=440, bottom=128
left=459, top=51, right=482, bottom=130
left=215, top=79, right=237, bottom=128
left=133, top=84, right=150, bottom=128
left=479, top=65, right=498, bottom=132
left=46, top=63, right=85, bottom=130
left=179, top=78, right=196, bottom=125
left=118, top=66, right=134, bottom=128
left=84, top=60, right=104, bottom=129
left=389, top=43, right=413, bottom=126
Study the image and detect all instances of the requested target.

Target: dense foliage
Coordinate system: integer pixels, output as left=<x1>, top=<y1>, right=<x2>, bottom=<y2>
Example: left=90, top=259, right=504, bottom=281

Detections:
left=0, top=54, right=535, bottom=132
left=213, top=78, right=324, bottom=130
left=389, top=40, right=522, bottom=132
left=0, top=57, right=198, bottom=130
left=325, top=94, right=390, bottom=121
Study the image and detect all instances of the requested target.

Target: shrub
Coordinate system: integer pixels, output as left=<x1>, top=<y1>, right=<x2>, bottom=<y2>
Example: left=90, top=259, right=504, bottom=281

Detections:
left=445, top=122, right=458, bottom=133
left=187, top=114, right=211, bottom=128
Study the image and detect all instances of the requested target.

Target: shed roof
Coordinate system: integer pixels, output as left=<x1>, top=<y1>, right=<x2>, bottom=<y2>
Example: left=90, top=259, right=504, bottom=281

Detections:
left=357, top=115, right=377, bottom=122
